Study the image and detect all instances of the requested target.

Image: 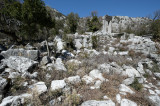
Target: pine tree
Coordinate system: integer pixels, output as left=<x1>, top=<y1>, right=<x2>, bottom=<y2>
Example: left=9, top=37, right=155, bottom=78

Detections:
left=66, top=12, right=79, bottom=34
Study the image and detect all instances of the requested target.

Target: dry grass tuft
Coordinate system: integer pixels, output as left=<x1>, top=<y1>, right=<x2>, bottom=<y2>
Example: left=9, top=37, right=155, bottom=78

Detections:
left=100, top=74, right=126, bottom=99
left=126, top=93, right=153, bottom=106
left=76, top=84, right=104, bottom=101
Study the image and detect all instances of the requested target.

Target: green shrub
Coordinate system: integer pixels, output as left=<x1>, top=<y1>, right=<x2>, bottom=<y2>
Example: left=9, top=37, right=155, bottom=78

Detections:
left=150, top=19, right=160, bottom=41
left=87, top=11, right=102, bottom=32
left=10, top=76, right=27, bottom=95
left=66, top=12, right=79, bottom=34
left=130, top=78, right=143, bottom=91
left=63, top=34, right=76, bottom=51
left=92, top=36, right=99, bottom=49
left=150, top=63, right=160, bottom=73
left=63, top=89, right=82, bottom=106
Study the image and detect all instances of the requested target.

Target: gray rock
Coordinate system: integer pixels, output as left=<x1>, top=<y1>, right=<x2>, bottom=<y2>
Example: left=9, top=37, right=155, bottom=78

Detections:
left=66, top=75, right=81, bottom=85
left=0, top=93, right=32, bottom=106
left=148, top=95, right=160, bottom=106
left=75, top=39, right=82, bottom=50
left=49, top=99, right=56, bottom=106
left=54, top=36, right=64, bottom=52
left=120, top=99, right=137, bottom=106
left=1, top=49, right=39, bottom=60
left=116, top=94, right=121, bottom=103
left=50, top=80, right=66, bottom=91
left=2, top=56, right=38, bottom=74
left=0, top=63, right=6, bottom=73
left=0, top=77, right=8, bottom=93
left=122, top=66, right=141, bottom=78
left=145, top=69, right=152, bottom=75
left=41, top=56, right=51, bottom=65
left=154, top=73, right=160, bottom=79
left=54, top=58, right=67, bottom=71
left=89, top=69, right=105, bottom=81
left=137, top=62, right=145, bottom=75
left=122, top=78, right=134, bottom=85
left=110, top=62, right=123, bottom=74
left=81, top=100, right=115, bottom=106
left=119, top=84, right=135, bottom=94
left=137, top=77, right=144, bottom=84
left=98, top=63, right=110, bottom=74
left=29, top=82, right=47, bottom=95
left=25, top=43, right=35, bottom=50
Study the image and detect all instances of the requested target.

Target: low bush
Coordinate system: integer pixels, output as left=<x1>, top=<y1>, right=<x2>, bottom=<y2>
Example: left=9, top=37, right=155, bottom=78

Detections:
left=92, top=36, right=99, bottom=49
left=63, top=89, right=82, bottom=106
left=130, top=78, right=143, bottom=91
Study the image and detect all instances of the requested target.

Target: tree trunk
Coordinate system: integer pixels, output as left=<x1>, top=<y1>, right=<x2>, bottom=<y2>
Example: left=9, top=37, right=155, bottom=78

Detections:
left=45, top=39, right=50, bottom=56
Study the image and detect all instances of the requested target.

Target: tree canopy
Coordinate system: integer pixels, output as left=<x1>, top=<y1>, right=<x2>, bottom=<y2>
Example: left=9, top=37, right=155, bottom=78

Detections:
left=65, top=12, right=79, bottom=34
left=0, top=0, right=55, bottom=42
left=87, top=11, right=102, bottom=32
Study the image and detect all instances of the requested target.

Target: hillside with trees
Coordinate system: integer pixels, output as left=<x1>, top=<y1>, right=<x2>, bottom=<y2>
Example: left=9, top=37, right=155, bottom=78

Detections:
left=0, top=0, right=160, bottom=106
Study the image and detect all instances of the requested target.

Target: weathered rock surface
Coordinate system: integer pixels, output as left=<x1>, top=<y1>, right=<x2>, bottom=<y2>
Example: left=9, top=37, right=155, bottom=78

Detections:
left=41, top=56, right=51, bottom=65
left=81, top=100, right=115, bottom=106
left=54, top=36, right=64, bottom=52
left=0, top=77, right=8, bottom=93
left=120, top=99, right=137, bottom=106
left=2, top=56, right=38, bottom=74
left=0, top=93, right=32, bottom=106
left=1, top=49, right=39, bottom=60
left=122, top=66, right=141, bottom=78
left=29, top=82, right=47, bottom=95
left=89, top=69, right=105, bottom=81
left=0, top=63, right=6, bottom=72
left=51, top=80, right=66, bottom=91
left=154, top=73, right=160, bottom=79
left=119, top=84, right=135, bottom=94
left=148, top=95, right=160, bottom=106
left=66, top=75, right=81, bottom=85
left=122, top=78, right=134, bottom=85
left=54, top=58, right=67, bottom=71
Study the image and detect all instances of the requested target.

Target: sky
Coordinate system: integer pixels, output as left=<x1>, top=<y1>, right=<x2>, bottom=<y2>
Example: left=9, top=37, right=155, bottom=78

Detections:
left=44, top=0, right=160, bottom=18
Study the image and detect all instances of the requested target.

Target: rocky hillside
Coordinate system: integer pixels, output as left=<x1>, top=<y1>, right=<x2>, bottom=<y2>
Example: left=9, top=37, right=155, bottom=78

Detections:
left=46, top=6, right=66, bottom=21
left=111, top=16, right=151, bottom=33
left=0, top=31, right=160, bottom=105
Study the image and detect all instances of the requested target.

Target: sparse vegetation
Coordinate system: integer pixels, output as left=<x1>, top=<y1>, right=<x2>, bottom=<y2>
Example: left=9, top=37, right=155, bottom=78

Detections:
left=87, top=11, right=102, bottom=32
left=0, top=0, right=55, bottom=42
left=65, top=12, right=80, bottom=34
left=1, top=1, right=160, bottom=106
left=9, top=76, right=28, bottom=96
left=150, top=63, right=160, bottom=73
left=130, top=78, right=143, bottom=91
left=92, top=36, right=99, bottom=49
left=100, top=74, right=126, bottom=101
left=63, top=89, right=82, bottom=106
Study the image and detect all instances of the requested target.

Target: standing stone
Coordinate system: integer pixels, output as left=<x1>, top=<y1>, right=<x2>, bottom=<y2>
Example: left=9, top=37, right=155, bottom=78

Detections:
left=108, top=21, right=112, bottom=34
left=102, top=16, right=108, bottom=34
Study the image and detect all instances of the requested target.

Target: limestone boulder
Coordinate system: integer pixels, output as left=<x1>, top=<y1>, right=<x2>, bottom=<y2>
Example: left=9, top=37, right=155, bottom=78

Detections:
left=2, top=56, right=38, bottom=74
left=1, top=49, right=39, bottom=60
left=81, top=100, right=115, bottom=106
left=51, top=80, right=66, bottom=91
left=120, top=99, right=137, bottom=106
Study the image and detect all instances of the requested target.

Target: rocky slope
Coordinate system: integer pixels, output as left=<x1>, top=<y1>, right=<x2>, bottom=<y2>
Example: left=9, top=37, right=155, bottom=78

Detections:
left=0, top=31, right=160, bottom=105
